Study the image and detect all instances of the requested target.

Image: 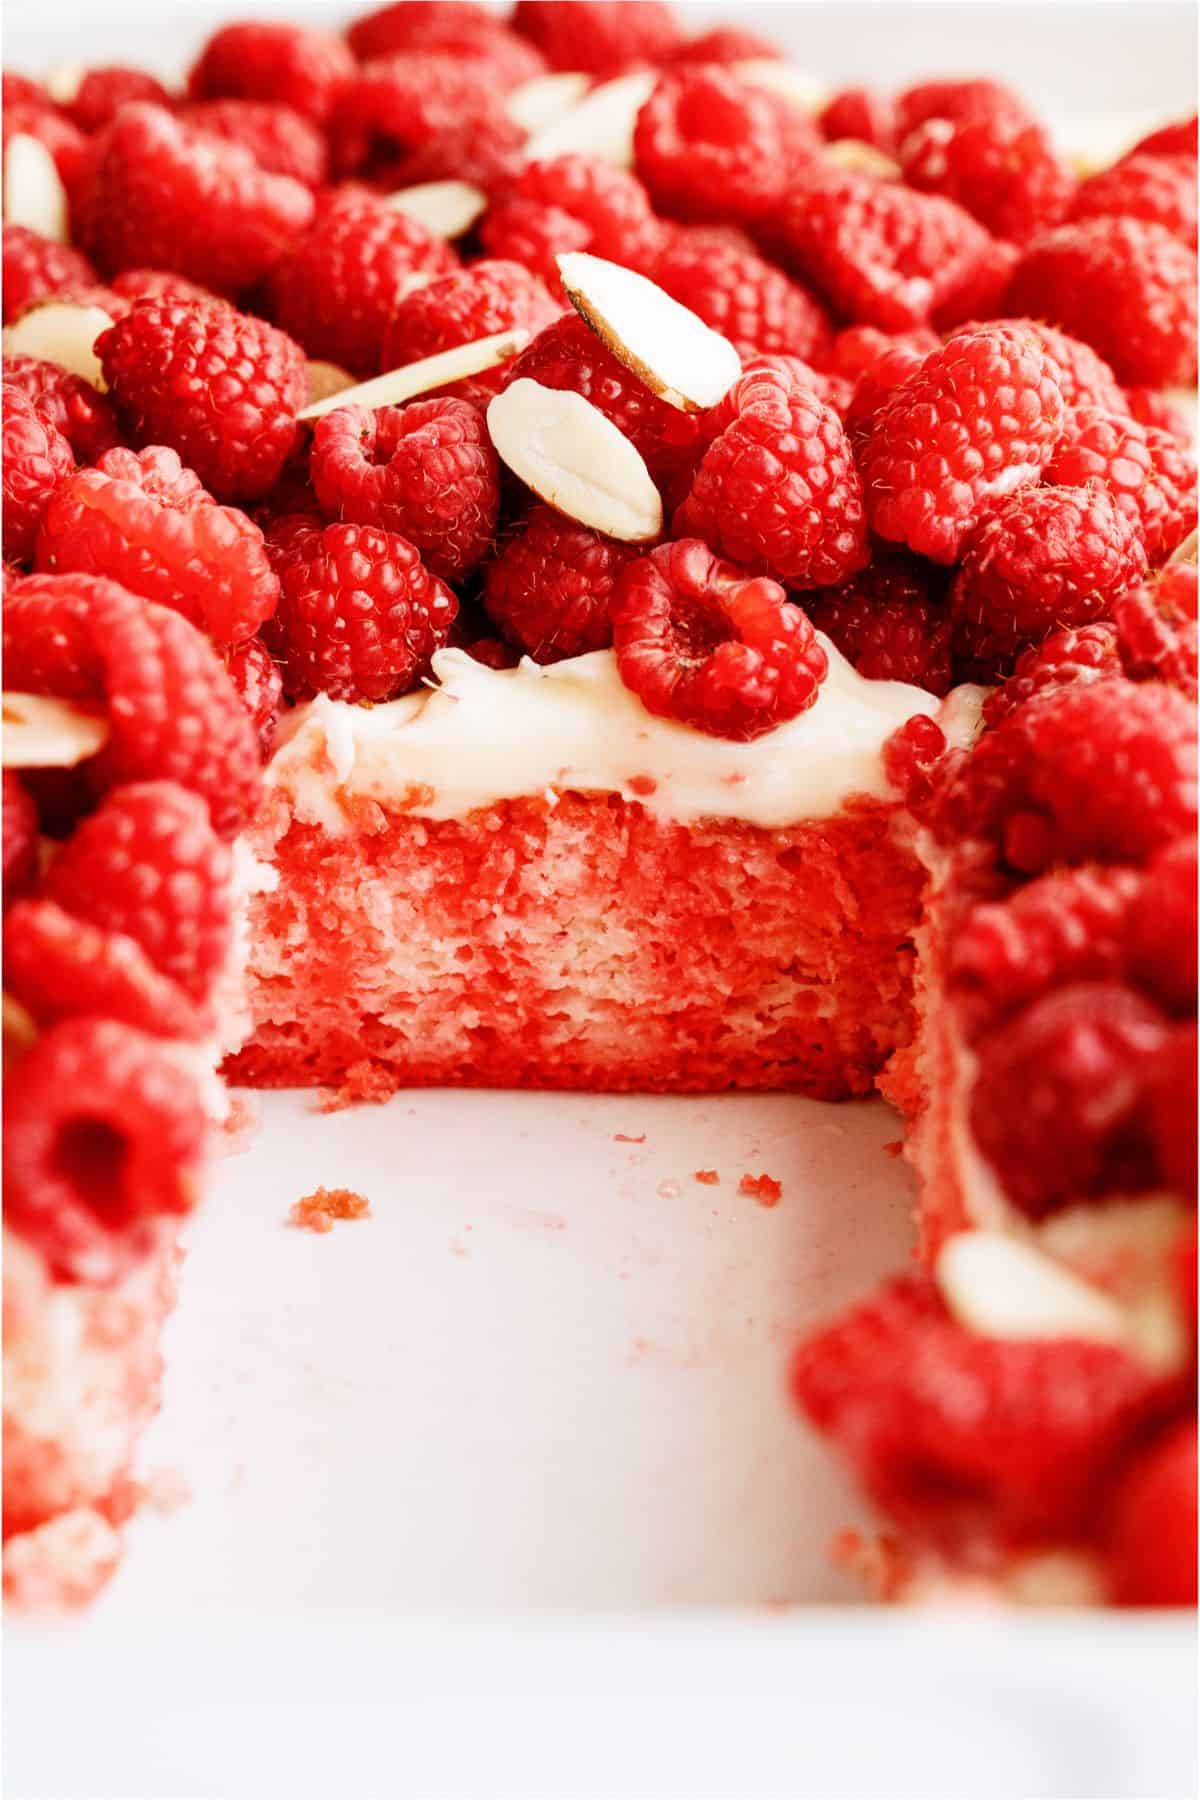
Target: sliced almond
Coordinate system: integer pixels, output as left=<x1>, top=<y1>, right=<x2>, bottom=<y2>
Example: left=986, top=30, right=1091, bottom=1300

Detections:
left=381, top=181, right=487, bottom=240
left=297, top=328, right=531, bottom=422
left=2, top=300, right=113, bottom=389
left=733, top=60, right=831, bottom=115
left=43, top=60, right=87, bottom=104
left=2, top=692, right=109, bottom=769
left=3, top=134, right=70, bottom=243
left=306, top=360, right=357, bottom=408
left=824, top=139, right=901, bottom=179
left=936, top=1231, right=1132, bottom=1348
left=521, top=69, right=657, bottom=169
left=557, top=251, right=740, bottom=414
left=487, top=378, right=662, bottom=542
left=506, top=70, right=591, bottom=137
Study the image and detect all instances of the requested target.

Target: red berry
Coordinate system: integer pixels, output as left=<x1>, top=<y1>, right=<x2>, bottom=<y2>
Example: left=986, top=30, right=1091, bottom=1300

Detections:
left=842, top=339, right=930, bottom=444
left=512, top=1, right=685, bottom=74
left=264, top=517, right=457, bottom=703
left=369, top=106, right=526, bottom=194
left=2, top=97, right=89, bottom=216
left=2, top=352, right=121, bottom=464
left=826, top=323, right=940, bottom=381
left=982, top=623, right=1123, bottom=727
left=382, top=260, right=562, bottom=409
left=2, top=770, right=39, bottom=905
left=310, top=399, right=500, bottom=585
left=2, top=225, right=99, bottom=324
left=1127, top=836, right=1198, bottom=1015
left=2, top=1014, right=207, bottom=1285
left=1146, top=1023, right=1199, bottom=1199
left=1, top=386, right=75, bottom=565
left=950, top=317, right=1130, bottom=415
left=346, top=2, right=546, bottom=88
left=1073, top=153, right=1197, bottom=249
left=806, top=553, right=952, bottom=694
left=67, top=65, right=174, bottom=133
left=894, top=77, right=1030, bottom=141
left=1127, top=115, right=1198, bottom=160
left=481, top=155, right=664, bottom=295
left=881, top=712, right=949, bottom=813
left=1007, top=217, right=1197, bottom=388
left=651, top=227, right=833, bottom=363
left=4, top=897, right=207, bottom=1040
left=329, top=55, right=517, bottom=180
left=179, top=99, right=329, bottom=189
left=109, top=267, right=221, bottom=310
left=97, top=296, right=307, bottom=505
left=1124, top=385, right=1196, bottom=447
left=1115, top=574, right=1200, bottom=700
left=482, top=502, right=641, bottom=661
left=818, top=87, right=897, bottom=153
left=860, top=324, right=1066, bottom=564
left=225, top=636, right=283, bottom=760
left=1108, top=1420, right=1198, bottom=1607
left=666, top=26, right=785, bottom=64
left=187, top=19, right=354, bottom=124
left=36, top=444, right=280, bottom=648
left=611, top=538, right=828, bottom=741
left=900, top=112, right=1075, bottom=243
left=1046, top=407, right=1197, bottom=566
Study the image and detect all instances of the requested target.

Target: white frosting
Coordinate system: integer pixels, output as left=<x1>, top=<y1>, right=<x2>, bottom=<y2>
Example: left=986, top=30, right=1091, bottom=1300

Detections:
left=266, top=635, right=956, bottom=833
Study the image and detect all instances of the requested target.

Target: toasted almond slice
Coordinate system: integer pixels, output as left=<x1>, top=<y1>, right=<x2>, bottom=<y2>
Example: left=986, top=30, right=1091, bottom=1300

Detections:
left=733, top=60, right=831, bottom=114
left=3, top=133, right=70, bottom=243
left=506, top=70, right=591, bottom=137
left=306, top=360, right=357, bottom=408
left=936, top=1231, right=1133, bottom=1348
left=298, top=328, right=531, bottom=422
left=2, top=300, right=113, bottom=389
left=44, top=60, right=87, bottom=104
left=487, top=378, right=662, bottom=541
left=557, top=251, right=740, bottom=414
left=522, top=69, right=657, bottom=169
left=2, top=692, right=109, bottom=769
left=381, top=180, right=487, bottom=240
left=824, top=139, right=901, bottom=179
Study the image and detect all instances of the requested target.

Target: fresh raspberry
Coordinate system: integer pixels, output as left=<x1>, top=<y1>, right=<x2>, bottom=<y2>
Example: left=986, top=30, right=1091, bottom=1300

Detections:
left=1127, top=115, right=1198, bottom=160
left=345, top=2, right=546, bottom=88
left=512, top=1, right=685, bottom=73
left=1006, top=218, right=1198, bottom=388
left=179, top=100, right=329, bottom=188
left=97, top=296, right=307, bottom=505
left=666, top=26, right=785, bottom=64
left=900, top=112, right=1075, bottom=243
left=481, top=156, right=664, bottom=294
left=956, top=318, right=1130, bottom=415
left=264, top=517, right=457, bottom=703
left=1124, top=385, right=1196, bottom=447
left=707, top=350, right=850, bottom=421
left=1147, top=1023, right=1199, bottom=1199
left=87, top=104, right=314, bottom=301
left=4, top=897, right=208, bottom=1040
left=2, top=73, right=53, bottom=111
left=949, top=865, right=1141, bottom=1040
left=893, top=77, right=1030, bottom=141
left=1127, top=837, right=1198, bottom=1015
left=1115, top=574, right=1200, bottom=700
left=381, top=262, right=560, bottom=406
left=2, top=770, right=39, bottom=906
left=310, top=399, right=500, bottom=585
left=881, top=712, right=950, bottom=813
left=1046, top=408, right=1197, bottom=565
left=611, top=538, right=828, bottom=740
left=773, top=164, right=1007, bottom=332
left=818, top=88, right=898, bottom=153
left=2, top=95, right=89, bottom=210
left=842, top=340, right=930, bottom=444
left=981, top=623, right=1123, bottom=727
left=634, top=65, right=819, bottom=228
left=267, top=190, right=458, bottom=376
left=477, top=197, right=591, bottom=296
left=2, top=353, right=121, bottom=465
left=806, top=553, right=952, bottom=694
left=225, top=636, right=283, bottom=759
left=950, top=486, right=1147, bottom=660
left=860, top=324, right=1066, bottom=564
left=792, top=1271, right=1181, bottom=1547
left=67, top=66, right=174, bottom=133
left=329, top=55, right=517, bottom=180
left=1108, top=1420, right=1198, bottom=1608
left=187, top=19, right=354, bottom=124
left=109, top=267, right=222, bottom=310
left=2, top=225, right=99, bottom=324
left=36, top=444, right=280, bottom=647
left=2, top=386, right=75, bottom=565
left=366, top=107, right=527, bottom=195
left=1073, top=153, right=1198, bottom=248
left=1152, top=559, right=1199, bottom=623
left=651, top=228, right=833, bottom=363
left=482, top=503, right=642, bottom=662
left=825, top=323, right=941, bottom=381
left=2, top=1015, right=207, bottom=1286
left=502, top=312, right=704, bottom=497
left=3, top=573, right=262, bottom=836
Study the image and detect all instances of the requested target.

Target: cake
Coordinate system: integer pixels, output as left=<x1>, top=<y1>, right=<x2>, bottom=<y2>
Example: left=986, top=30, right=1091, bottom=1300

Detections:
left=2, top=0, right=1197, bottom=1611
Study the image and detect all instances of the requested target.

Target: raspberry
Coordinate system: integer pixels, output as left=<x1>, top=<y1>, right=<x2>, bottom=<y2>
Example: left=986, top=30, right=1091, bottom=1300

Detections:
left=97, top=296, right=307, bottom=505
left=1073, top=153, right=1197, bottom=249
left=1006, top=218, right=1197, bottom=388
left=842, top=340, right=930, bottom=444
left=667, top=26, right=785, bottom=64
left=611, top=538, right=828, bottom=740
left=2, top=353, right=121, bottom=464
left=1127, top=115, right=1198, bottom=160
left=512, top=1, right=685, bottom=73
left=651, top=228, right=833, bottom=363
left=36, top=444, right=280, bottom=648
left=774, top=164, right=1006, bottom=332
left=179, top=100, right=329, bottom=189
left=859, top=324, right=1066, bottom=564
left=2, top=96, right=89, bottom=212
left=3, top=770, right=39, bottom=905
left=949, top=865, right=1141, bottom=1040
left=225, top=635, right=283, bottom=760
left=329, top=55, right=516, bottom=180
left=1124, top=385, right=1196, bottom=447
left=482, top=503, right=641, bottom=662
left=3, top=573, right=262, bottom=836
left=381, top=263, right=560, bottom=404
left=67, top=66, right=174, bottom=134
left=1127, top=836, right=1198, bottom=1015
left=1154, top=560, right=1199, bottom=624
left=982, top=623, right=1123, bottom=727
left=4, top=898, right=207, bottom=1041
left=950, top=486, right=1147, bottom=659
left=634, top=65, right=818, bottom=228
left=1115, top=576, right=1200, bottom=700
left=2, top=386, right=75, bottom=565
left=2, top=1015, right=207, bottom=1286
left=792, top=1272, right=1181, bottom=1547
left=2, top=225, right=99, bottom=324
left=268, top=191, right=458, bottom=376
left=87, top=104, right=314, bottom=301
left=970, top=980, right=1168, bottom=1215
left=894, top=77, right=1030, bottom=141
left=714, top=351, right=851, bottom=421
left=1147, top=1023, right=1199, bottom=1199
left=818, top=88, right=898, bottom=153
left=264, top=517, right=457, bottom=703
left=1108, top=1420, right=1198, bottom=1608
left=881, top=712, right=949, bottom=813
left=900, top=113, right=1075, bottom=243
left=345, top=3, right=546, bottom=88
left=825, top=323, right=940, bottom=381
left=806, top=553, right=952, bottom=694
left=369, top=107, right=526, bottom=194
left=957, top=318, right=1129, bottom=415
left=1046, top=408, right=1197, bottom=565
left=187, top=19, right=354, bottom=124
left=481, top=156, right=664, bottom=295
left=310, top=399, right=500, bottom=585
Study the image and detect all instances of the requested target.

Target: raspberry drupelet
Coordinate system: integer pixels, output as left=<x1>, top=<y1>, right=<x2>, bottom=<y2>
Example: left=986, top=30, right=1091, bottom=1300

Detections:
left=482, top=503, right=643, bottom=662
left=2, top=353, right=121, bottom=465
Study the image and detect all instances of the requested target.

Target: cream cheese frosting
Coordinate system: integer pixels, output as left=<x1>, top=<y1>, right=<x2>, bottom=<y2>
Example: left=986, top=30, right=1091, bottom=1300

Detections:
left=267, top=634, right=978, bottom=832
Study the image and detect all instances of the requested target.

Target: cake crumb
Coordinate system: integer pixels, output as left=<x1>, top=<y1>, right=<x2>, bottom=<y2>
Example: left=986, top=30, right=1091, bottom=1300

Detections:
left=694, top=1168, right=720, bottom=1185
left=614, top=1132, right=646, bottom=1143
left=738, top=1171, right=782, bottom=1207
left=288, top=1187, right=372, bottom=1233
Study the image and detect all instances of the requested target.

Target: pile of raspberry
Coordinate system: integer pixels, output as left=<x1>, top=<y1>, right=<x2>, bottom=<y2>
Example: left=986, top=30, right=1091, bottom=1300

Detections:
left=2, top=2, right=1196, bottom=1602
